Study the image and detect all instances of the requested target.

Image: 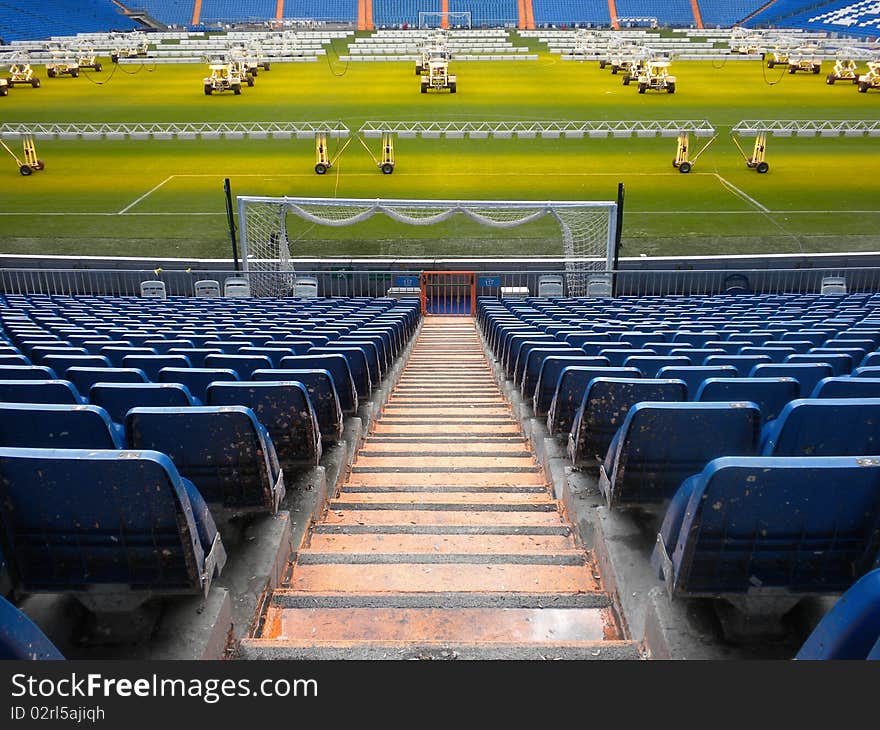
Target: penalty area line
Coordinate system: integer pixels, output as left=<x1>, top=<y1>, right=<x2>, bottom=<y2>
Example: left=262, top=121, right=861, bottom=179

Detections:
left=118, top=175, right=175, bottom=215
left=713, top=173, right=770, bottom=213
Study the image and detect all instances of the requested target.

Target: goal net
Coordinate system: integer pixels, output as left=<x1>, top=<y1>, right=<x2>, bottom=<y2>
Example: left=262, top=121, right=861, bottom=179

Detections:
left=237, top=196, right=618, bottom=297
left=418, top=11, right=471, bottom=29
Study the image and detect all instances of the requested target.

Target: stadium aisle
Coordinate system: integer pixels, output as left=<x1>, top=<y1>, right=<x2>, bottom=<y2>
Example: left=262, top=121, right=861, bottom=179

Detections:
left=242, top=318, right=638, bottom=659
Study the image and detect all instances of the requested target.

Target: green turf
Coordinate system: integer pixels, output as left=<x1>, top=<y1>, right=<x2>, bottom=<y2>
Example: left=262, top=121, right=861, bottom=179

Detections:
left=0, top=51, right=878, bottom=259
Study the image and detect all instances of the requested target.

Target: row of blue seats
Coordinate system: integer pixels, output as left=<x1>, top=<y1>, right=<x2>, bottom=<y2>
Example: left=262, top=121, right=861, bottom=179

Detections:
left=479, top=295, right=880, bottom=645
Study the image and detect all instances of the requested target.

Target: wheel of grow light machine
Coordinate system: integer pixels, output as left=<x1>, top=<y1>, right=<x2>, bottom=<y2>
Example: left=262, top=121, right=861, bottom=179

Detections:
left=34, top=159, right=44, bottom=171
left=233, top=84, right=241, bottom=95
left=111, top=53, right=119, bottom=64
left=599, top=60, right=606, bottom=69
left=262, top=62, right=270, bottom=71
left=756, top=161, right=769, bottom=174
left=47, top=68, right=56, bottom=78
left=678, top=161, right=691, bottom=174
left=826, top=74, right=835, bottom=84
left=415, top=65, right=422, bottom=75
left=421, top=81, right=427, bottom=93
left=246, top=75, right=254, bottom=87
left=94, top=62, right=103, bottom=72
left=315, top=163, right=328, bottom=175
left=667, top=82, right=675, bottom=93
left=611, top=65, right=618, bottom=74
left=31, top=78, right=40, bottom=87
left=204, top=84, right=212, bottom=95
left=638, top=82, right=646, bottom=93
left=813, top=64, right=821, bottom=74
left=859, top=82, right=868, bottom=92
left=0, top=86, right=6, bottom=96
left=19, top=165, right=32, bottom=176
left=449, top=81, right=456, bottom=93
left=71, top=68, right=79, bottom=78
left=788, top=66, right=796, bottom=74
left=767, top=59, right=775, bottom=68
left=381, top=163, right=394, bottom=175
left=622, top=75, right=630, bottom=85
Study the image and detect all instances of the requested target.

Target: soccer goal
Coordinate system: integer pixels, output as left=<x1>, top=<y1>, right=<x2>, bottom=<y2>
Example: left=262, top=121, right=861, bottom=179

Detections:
left=418, top=11, right=471, bottom=29
left=237, top=197, right=618, bottom=297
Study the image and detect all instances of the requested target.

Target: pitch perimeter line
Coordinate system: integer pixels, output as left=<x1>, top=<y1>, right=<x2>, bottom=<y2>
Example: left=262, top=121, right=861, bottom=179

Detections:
left=713, top=173, right=770, bottom=213
left=118, top=175, right=174, bottom=215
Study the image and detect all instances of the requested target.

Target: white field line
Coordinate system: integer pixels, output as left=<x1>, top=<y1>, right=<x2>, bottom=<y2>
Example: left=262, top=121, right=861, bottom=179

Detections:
left=117, top=175, right=174, bottom=215
left=713, top=173, right=770, bottom=213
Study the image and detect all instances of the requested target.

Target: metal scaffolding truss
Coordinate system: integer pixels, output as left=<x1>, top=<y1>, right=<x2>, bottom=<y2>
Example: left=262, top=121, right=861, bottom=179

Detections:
left=359, top=119, right=715, bottom=139
left=733, top=119, right=880, bottom=137
left=0, top=121, right=350, bottom=140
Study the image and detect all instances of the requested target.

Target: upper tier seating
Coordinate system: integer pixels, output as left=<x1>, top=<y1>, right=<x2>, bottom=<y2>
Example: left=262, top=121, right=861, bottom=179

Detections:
left=0, top=1, right=136, bottom=42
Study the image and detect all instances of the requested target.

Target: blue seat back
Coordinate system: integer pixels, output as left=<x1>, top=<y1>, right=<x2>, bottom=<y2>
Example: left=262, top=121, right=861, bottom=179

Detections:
left=761, top=398, right=880, bottom=457
left=796, top=569, right=880, bottom=660
left=0, top=403, right=123, bottom=449
left=203, top=354, right=273, bottom=381
left=0, top=595, right=64, bottom=660
left=623, top=355, right=692, bottom=378
left=0, top=365, right=57, bottom=381
left=0, top=447, right=220, bottom=594
left=657, top=456, right=880, bottom=596
left=309, top=346, right=371, bottom=398
left=601, top=401, right=762, bottom=507
left=655, top=365, right=738, bottom=400
left=125, top=406, right=281, bottom=512
left=696, top=377, right=798, bottom=422
left=786, top=353, right=854, bottom=376
left=252, top=368, right=343, bottom=442
left=750, top=362, right=833, bottom=398
left=810, top=377, right=880, bottom=399
left=121, top=354, right=192, bottom=381
left=568, top=378, right=687, bottom=466
left=90, top=382, right=194, bottom=423
left=42, top=354, right=111, bottom=374
left=278, top=355, right=357, bottom=414
left=206, top=381, right=321, bottom=467
left=546, top=366, right=641, bottom=435
left=64, top=367, right=148, bottom=395
left=157, top=367, right=239, bottom=403
left=703, top=354, right=773, bottom=376
left=0, top=379, right=81, bottom=405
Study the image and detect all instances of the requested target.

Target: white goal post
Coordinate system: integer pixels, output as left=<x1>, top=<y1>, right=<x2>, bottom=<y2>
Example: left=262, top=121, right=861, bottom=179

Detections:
left=418, top=11, right=472, bottom=29
left=236, top=196, right=618, bottom=297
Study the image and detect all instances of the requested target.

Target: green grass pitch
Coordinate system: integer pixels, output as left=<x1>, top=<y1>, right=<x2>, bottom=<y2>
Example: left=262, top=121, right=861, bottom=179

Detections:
left=0, top=40, right=878, bottom=260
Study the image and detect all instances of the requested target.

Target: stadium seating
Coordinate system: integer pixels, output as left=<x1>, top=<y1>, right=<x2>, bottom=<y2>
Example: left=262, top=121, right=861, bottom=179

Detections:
left=568, top=378, right=687, bottom=466
left=278, top=355, right=358, bottom=414
left=127, top=1, right=195, bottom=27
left=0, top=0, right=136, bottom=42
left=695, top=377, right=799, bottom=422
left=90, top=382, right=196, bottom=423
left=599, top=401, right=762, bottom=508
left=0, top=595, right=64, bottom=660
left=750, top=363, right=833, bottom=399
left=531, top=0, right=611, bottom=26
left=125, top=406, right=285, bottom=513
left=546, top=366, right=642, bottom=434
left=158, top=367, right=240, bottom=403
left=0, top=365, right=58, bottom=381
left=449, top=0, right=518, bottom=26
left=699, top=0, right=765, bottom=27
left=65, top=367, right=149, bottom=395
left=654, top=456, right=880, bottom=601
left=615, top=0, right=694, bottom=26
left=283, top=0, right=358, bottom=23
left=0, top=403, right=124, bottom=449
left=198, top=0, right=275, bottom=24
left=796, top=568, right=880, bottom=660
left=0, top=380, right=83, bottom=405
left=0, top=448, right=225, bottom=606
left=533, top=356, right=610, bottom=414
left=760, top=398, right=880, bottom=456
left=252, top=369, right=344, bottom=442
left=655, top=365, right=738, bottom=399
left=206, top=381, right=322, bottom=467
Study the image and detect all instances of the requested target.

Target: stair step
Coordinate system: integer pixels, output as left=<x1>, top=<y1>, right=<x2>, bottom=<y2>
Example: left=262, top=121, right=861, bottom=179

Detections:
left=305, top=532, right=577, bottom=554
left=323, top=509, right=564, bottom=527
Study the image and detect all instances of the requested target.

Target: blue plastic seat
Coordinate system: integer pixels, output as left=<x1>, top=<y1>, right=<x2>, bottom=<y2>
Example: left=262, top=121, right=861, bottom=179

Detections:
left=520, top=347, right=581, bottom=399
left=203, top=354, right=273, bottom=382
left=0, top=354, right=28, bottom=366
left=655, top=365, right=738, bottom=400
left=125, top=406, right=284, bottom=513
left=567, top=378, right=687, bottom=467
left=0, top=365, right=58, bottom=381
left=703, top=354, right=773, bottom=376
left=810, top=377, right=880, bottom=399
left=0, top=447, right=225, bottom=604
left=623, top=355, right=692, bottom=378
left=0, top=595, right=64, bottom=660
left=90, top=382, right=195, bottom=423
left=100, top=346, right=158, bottom=367
left=42, top=354, right=112, bottom=375
left=696, top=377, right=798, bottom=422
left=533, top=356, right=610, bottom=415
left=0, top=379, right=83, bottom=405
left=64, top=367, right=148, bottom=395
left=546, top=366, right=641, bottom=435
left=654, top=456, right=880, bottom=599
left=796, top=569, right=880, bottom=660
left=279, top=355, right=357, bottom=415
left=0, top=403, right=124, bottom=449
left=206, top=381, right=322, bottom=468
left=166, top=348, right=223, bottom=368
left=599, top=401, right=762, bottom=508
left=237, top=347, right=296, bottom=368
left=157, top=367, right=239, bottom=404
left=749, top=363, right=834, bottom=398
left=253, top=368, right=343, bottom=442
left=738, top=346, right=797, bottom=363
left=598, top=348, right=657, bottom=368
left=786, top=353, right=854, bottom=376
left=121, top=354, right=192, bottom=381
left=761, top=398, right=880, bottom=456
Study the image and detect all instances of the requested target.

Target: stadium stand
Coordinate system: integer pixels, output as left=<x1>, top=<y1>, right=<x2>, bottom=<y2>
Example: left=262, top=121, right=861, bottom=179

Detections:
left=282, top=0, right=358, bottom=23
left=126, top=1, right=195, bottom=26
left=698, top=0, right=766, bottom=27
left=749, top=0, right=880, bottom=37
left=0, top=0, right=136, bottom=42
left=199, top=0, right=276, bottom=24
left=449, top=0, right=519, bottom=26
left=615, top=0, right=695, bottom=26
left=531, top=0, right=611, bottom=26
